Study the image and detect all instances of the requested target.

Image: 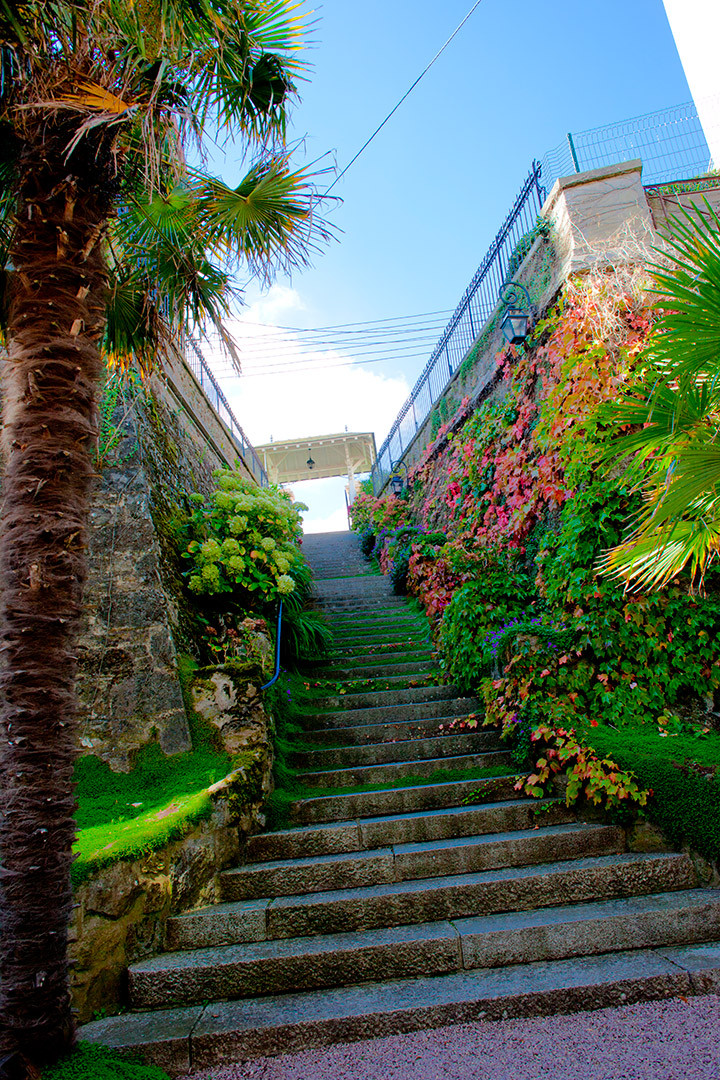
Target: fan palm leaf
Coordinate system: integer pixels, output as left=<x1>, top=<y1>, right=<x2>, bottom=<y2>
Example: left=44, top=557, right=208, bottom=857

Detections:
left=599, top=201, right=720, bottom=588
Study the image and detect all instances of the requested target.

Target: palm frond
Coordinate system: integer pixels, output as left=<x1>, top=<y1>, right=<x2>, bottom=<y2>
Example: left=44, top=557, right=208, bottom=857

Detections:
left=598, top=200, right=720, bottom=589
left=189, top=157, right=333, bottom=277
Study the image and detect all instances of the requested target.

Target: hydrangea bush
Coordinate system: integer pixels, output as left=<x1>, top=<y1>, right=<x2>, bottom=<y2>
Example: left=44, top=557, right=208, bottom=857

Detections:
left=184, top=471, right=307, bottom=605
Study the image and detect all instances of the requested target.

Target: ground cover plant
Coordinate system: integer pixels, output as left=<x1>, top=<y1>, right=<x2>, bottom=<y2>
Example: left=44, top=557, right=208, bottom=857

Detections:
left=41, top=1042, right=170, bottom=1079
left=353, top=249, right=720, bottom=851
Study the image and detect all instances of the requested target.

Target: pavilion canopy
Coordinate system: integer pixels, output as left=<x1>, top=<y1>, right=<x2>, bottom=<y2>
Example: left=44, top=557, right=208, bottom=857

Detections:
left=255, top=432, right=377, bottom=484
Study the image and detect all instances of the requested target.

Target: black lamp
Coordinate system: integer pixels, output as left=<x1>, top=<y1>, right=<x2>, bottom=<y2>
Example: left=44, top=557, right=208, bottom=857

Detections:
left=389, top=459, right=408, bottom=497
left=501, top=309, right=531, bottom=345
left=499, top=281, right=533, bottom=345
left=306, top=454, right=315, bottom=470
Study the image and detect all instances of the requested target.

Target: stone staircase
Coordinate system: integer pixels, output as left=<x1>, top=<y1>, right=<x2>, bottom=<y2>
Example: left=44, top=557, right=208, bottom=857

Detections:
left=83, top=531, right=720, bottom=1075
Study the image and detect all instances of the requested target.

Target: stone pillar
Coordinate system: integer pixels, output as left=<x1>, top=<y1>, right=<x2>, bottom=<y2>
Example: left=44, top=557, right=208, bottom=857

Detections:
left=542, top=160, right=656, bottom=277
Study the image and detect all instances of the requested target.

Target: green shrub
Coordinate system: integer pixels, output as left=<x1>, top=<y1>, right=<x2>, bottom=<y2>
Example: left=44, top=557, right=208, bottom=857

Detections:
left=439, top=568, right=535, bottom=692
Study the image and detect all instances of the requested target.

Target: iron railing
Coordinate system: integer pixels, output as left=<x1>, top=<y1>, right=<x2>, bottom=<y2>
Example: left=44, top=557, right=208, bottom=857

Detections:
left=184, top=341, right=269, bottom=486
left=372, top=100, right=717, bottom=493
left=542, top=100, right=714, bottom=191
left=372, top=161, right=546, bottom=491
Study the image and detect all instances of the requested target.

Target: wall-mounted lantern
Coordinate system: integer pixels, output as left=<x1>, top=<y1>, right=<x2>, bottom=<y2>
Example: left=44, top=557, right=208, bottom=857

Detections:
left=499, top=281, right=534, bottom=346
left=306, top=454, right=315, bottom=470
left=389, top=459, right=408, bottom=497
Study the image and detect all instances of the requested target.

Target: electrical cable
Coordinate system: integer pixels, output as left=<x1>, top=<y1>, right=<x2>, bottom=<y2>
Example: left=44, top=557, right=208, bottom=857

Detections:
left=235, top=309, right=453, bottom=332
left=324, top=0, right=486, bottom=195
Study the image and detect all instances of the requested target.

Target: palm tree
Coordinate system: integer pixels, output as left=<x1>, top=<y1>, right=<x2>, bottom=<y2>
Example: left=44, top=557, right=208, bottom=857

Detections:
left=0, top=1, right=328, bottom=1070
left=598, top=200, right=720, bottom=589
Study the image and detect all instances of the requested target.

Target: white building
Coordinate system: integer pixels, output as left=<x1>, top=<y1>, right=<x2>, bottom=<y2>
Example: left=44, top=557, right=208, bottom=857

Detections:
left=663, top=0, right=720, bottom=167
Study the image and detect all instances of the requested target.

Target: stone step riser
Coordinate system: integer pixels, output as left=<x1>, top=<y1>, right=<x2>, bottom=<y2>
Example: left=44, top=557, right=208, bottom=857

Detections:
left=312, top=685, right=459, bottom=711
left=329, top=639, right=433, bottom=654
left=242, top=799, right=574, bottom=867
left=330, top=635, right=431, bottom=650
left=219, top=825, right=624, bottom=903
left=261, top=854, right=697, bottom=941
left=324, top=661, right=438, bottom=680
left=326, top=612, right=425, bottom=627
left=289, top=773, right=525, bottom=825
left=291, top=732, right=493, bottom=771
left=131, top=892, right=720, bottom=1011
left=102, top=945, right=720, bottom=1072
left=300, top=699, right=480, bottom=731
left=326, top=651, right=435, bottom=670
left=301, top=717, right=491, bottom=748
left=297, top=750, right=511, bottom=790
left=315, top=673, right=440, bottom=694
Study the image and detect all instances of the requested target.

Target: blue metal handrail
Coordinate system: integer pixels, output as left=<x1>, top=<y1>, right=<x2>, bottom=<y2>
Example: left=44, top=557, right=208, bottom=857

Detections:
left=260, top=600, right=283, bottom=691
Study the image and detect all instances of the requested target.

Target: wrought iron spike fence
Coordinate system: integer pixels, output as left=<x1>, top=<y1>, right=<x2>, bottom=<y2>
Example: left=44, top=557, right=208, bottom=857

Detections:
left=183, top=341, right=269, bottom=487
left=372, top=99, right=717, bottom=494
left=372, top=161, right=546, bottom=491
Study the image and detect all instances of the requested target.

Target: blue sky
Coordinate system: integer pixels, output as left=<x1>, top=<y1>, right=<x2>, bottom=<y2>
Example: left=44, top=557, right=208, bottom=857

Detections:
left=209, top=0, right=692, bottom=531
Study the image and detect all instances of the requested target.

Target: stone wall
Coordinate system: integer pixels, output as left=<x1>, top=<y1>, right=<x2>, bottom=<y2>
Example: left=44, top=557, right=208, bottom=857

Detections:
left=70, top=726, right=273, bottom=1022
left=77, top=357, right=260, bottom=771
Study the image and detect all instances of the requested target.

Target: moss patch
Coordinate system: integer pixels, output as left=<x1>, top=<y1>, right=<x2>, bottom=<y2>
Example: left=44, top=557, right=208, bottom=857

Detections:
left=574, top=721, right=720, bottom=863
left=41, top=1042, right=170, bottom=1080
left=72, top=653, right=265, bottom=883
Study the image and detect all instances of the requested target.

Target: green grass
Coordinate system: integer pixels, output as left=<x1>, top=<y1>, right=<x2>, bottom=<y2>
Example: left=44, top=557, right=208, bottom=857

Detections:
left=41, top=1043, right=170, bottom=1080
left=74, top=741, right=232, bottom=833
left=573, top=720, right=720, bottom=863
left=72, top=653, right=236, bottom=884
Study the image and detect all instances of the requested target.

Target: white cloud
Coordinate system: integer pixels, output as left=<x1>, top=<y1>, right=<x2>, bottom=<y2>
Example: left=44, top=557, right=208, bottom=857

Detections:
left=207, top=285, right=411, bottom=447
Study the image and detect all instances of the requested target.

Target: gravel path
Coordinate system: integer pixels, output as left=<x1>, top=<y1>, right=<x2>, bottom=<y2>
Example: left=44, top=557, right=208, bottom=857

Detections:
left=187, top=995, right=720, bottom=1080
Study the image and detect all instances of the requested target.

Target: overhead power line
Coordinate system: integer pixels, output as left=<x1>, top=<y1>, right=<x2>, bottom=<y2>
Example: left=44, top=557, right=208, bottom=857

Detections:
left=324, top=0, right=486, bottom=194
left=237, top=309, right=453, bottom=332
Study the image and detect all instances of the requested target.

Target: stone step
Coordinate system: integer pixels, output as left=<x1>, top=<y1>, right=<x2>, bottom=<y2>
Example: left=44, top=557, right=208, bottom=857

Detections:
left=319, top=600, right=407, bottom=614
left=130, top=889, right=720, bottom=1011
left=314, top=581, right=394, bottom=600
left=297, top=748, right=510, bottom=789
left=330, top=634, right=433, bottom=651
left=84, top=941, right=720, bottom=1072
left=323, top=656, right=436, bottom=673
left=323, top=648, right=436, bottom=673
left=330, top=630, right=431, bottom=648
left=312, top=684, right=462, bottom=711
left=315, top=671, right=440, bottom=693
left=299, top=698, right=480, bottom=731
left=290, top=732, right=492, bottom=771
left=289, top=772, right=526, bottom=825
left=301, top=715, right=489, bottom=748
left=168, top=828, right=682, bottom=953
left=219, top=823, right=624, bottom=904
left=324, top=613, right=425, bottom=629
left=243, top=798, right=574, bottom=865
left=239, top=852, right=697, bottom=941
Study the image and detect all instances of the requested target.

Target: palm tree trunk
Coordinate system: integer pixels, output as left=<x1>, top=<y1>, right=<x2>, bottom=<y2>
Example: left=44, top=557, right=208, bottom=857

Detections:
left=0, top=118, right=113, bottom=1067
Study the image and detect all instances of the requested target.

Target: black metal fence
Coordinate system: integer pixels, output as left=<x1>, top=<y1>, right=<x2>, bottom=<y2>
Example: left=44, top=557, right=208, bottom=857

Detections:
left=372, top=100, right=716, bottom=493
left=184, top=342, right=269, bottom=486
left=372, top=161, right=546, bottom=490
